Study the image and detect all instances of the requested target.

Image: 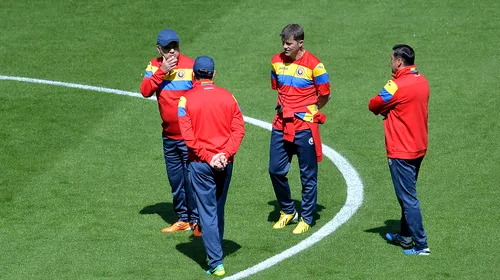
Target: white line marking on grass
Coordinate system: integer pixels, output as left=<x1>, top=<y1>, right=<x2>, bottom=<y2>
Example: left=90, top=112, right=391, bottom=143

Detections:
left=0, top=75, right=145, bottom=99
left=0, top=75, right=364, bottom=279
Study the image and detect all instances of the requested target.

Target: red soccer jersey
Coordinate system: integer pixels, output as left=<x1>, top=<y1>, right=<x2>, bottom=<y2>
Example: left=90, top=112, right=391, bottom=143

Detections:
left=177, top=80, right=245, bottom=163
left=140, top=54, right=194, bottom=140
left=369, top=65, right=429, bottom=159
left=270, top=50, right=330, bottom=131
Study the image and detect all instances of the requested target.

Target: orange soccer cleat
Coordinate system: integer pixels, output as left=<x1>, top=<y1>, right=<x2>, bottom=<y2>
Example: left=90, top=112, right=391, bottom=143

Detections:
left=161, top=221, right=191, bottom=233
left=191, top=223, right=202, bottom=237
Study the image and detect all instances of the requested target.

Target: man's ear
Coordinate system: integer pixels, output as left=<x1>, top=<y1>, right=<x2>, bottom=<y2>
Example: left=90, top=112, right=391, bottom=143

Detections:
left=298, top=40, right=304, bottom=48
left=398, top=58, right=404, bottom=68
left=212, top=70, right=217, bottom=79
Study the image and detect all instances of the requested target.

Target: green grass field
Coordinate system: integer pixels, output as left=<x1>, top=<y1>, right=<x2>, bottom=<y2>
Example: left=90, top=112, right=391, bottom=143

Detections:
left=1, top=1, right=499, bottom=279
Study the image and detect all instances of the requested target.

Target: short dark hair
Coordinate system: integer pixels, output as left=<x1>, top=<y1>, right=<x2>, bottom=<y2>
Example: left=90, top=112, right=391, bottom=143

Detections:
left=392, top=44, right=415, bottom=66
left=280, top=24, right=304, bottom=41
left=194, top=70, right=213, bottom=80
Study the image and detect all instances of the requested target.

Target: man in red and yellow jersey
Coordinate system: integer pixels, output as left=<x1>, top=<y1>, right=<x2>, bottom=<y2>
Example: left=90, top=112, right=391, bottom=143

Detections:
left=269, top=24, right=331, bottom=234
left=178, top=56, right=245, bottom=276
left=369, top=44, right=430, bottom=256
left=140, top=29, right=199, bottom=236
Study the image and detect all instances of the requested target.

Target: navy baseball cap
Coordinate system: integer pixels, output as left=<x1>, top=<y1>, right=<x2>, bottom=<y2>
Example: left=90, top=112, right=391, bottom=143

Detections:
left=157, top=29, right=179, bottom=47
left=193, top=56, right=215, bottom=76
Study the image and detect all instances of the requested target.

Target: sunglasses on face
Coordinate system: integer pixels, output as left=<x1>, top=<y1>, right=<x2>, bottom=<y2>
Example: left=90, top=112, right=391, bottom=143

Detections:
left=160, top=42, right=179, bottom=52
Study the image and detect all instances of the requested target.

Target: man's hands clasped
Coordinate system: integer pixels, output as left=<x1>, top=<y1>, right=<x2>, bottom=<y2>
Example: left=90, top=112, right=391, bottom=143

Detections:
left=209, top=153, right=228, bottom=171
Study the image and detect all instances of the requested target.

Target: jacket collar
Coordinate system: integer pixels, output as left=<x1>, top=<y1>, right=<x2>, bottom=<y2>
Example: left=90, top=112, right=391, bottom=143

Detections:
left=392, top=65, right=418, bottom=79
left=193, top=79, right=214, bottom=87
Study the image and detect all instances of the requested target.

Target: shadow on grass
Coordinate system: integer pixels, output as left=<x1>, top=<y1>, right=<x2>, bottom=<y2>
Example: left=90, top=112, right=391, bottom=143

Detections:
left=364, top=219, right=401, bottom=246
left=267, top=200, right=325, bottom=227
left=139, top=202, right=177, bottom=224
left=176, top=238, right=242, bottom=269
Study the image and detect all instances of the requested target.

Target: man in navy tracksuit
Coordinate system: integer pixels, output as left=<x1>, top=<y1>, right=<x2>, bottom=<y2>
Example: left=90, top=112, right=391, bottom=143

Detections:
left=178, top=56, right=246, bottom=276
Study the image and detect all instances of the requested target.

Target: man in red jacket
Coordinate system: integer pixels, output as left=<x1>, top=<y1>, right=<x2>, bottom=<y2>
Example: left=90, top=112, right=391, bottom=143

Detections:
left=369, top=44, right=430, bottom=256
left=178, top=56, right=245, bottom=276
left=140, top=29, right=199, bottom=236
left=269, top=24, right=331, bottom=235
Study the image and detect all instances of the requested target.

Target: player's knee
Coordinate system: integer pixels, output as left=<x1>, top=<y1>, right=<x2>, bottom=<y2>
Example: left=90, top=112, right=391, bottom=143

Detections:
left=269, top=166, right=287, bottom=177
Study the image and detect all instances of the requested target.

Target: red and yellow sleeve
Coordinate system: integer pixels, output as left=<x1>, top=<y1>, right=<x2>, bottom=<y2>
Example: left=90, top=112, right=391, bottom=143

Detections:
left=271, top=63, right=278, bottom=90
left=140, top=59, right=166, bottom=97
left=369, top=79, right=398, bottom=115
left=313, top=63, right=330, bottom=96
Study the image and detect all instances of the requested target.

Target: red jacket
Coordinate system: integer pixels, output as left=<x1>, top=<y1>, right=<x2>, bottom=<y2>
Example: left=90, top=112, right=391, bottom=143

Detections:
left=178, top=80, right=245, bottom=162
left=270, top=50, right=330, bottom=132
left=140, top=54, right=194, bottom=140
left=369, top=65, right=429, bottom=159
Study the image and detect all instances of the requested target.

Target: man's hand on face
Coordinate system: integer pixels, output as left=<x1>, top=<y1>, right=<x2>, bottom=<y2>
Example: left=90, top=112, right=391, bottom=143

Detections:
left=160, top=55, right=178, bottom=73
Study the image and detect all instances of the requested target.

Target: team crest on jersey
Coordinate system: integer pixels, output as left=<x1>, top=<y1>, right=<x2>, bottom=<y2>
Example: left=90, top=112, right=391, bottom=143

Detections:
left=296, top=67, right=305, bottom=76
left=177, top=70, right=185, bottom=78
left=308, top=137, right=314, bottom=145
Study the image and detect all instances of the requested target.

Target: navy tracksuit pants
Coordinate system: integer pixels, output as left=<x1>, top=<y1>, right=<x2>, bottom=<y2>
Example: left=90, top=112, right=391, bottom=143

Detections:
left=189, top=161, right=233, bottom=270
left=162, top=135, right=198, bottom=223
left=388, top=157, right=428, bottom=250
left=269, top=128, right=318, bottom=225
